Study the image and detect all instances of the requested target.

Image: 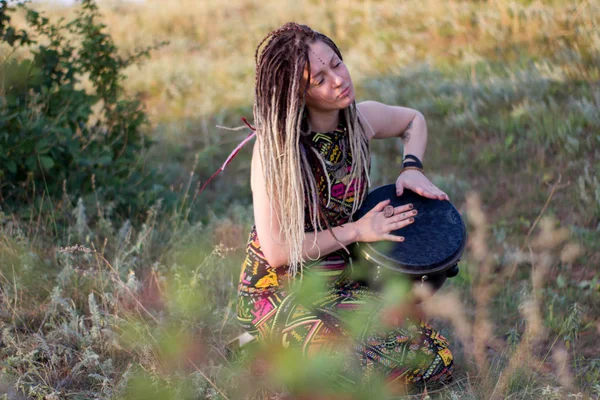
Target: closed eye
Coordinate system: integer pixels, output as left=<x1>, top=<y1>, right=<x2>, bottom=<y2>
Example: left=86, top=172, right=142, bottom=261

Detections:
left=312, top=62, right=342, bottom=86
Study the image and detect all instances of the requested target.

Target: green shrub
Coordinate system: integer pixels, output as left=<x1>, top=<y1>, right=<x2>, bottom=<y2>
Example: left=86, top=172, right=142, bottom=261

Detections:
left=0, top=0, right=173, bottom=222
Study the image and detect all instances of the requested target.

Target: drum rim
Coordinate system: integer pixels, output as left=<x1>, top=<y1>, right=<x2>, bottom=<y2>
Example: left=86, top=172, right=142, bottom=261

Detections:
left=353, top=232, right=466, bottom=276
left=351, top=184, right=467, bottom=276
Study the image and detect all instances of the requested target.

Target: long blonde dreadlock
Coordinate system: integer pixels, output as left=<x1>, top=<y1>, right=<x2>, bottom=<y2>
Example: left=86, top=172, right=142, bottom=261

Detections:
left=253, top=22, right=371, bottom=278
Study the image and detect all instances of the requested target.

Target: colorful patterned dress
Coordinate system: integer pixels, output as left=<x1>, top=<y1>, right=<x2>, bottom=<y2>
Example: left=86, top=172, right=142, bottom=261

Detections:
left=236, top=122, right=453, bottom=385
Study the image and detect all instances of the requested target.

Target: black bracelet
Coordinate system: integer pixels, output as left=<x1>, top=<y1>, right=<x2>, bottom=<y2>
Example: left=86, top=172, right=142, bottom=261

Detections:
left=402, top=161, right=422, bottom=169
left=402, top=154, right=423, bottom=170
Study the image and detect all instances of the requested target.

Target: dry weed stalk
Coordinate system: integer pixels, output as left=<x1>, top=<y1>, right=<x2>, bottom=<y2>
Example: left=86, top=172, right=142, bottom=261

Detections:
left=492, top=216, right=578, bottom=398
left=465, top=192, right=495, bottom=379
left=414, top=188, right=584, bottom=398
left=552, top=346, right=574, bottom=391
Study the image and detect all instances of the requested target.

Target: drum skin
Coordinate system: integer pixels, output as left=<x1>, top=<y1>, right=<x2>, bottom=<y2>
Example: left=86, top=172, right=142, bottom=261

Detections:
left=350, top=185, right=466, bottom=290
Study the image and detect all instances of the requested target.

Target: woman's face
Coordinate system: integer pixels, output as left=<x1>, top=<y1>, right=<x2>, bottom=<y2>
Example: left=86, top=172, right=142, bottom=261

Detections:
left=303, top=40, right=355, bottom=112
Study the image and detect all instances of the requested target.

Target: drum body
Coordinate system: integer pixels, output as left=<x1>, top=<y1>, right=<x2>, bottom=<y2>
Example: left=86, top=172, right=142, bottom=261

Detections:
left=349, top=185, right=466, bottom=291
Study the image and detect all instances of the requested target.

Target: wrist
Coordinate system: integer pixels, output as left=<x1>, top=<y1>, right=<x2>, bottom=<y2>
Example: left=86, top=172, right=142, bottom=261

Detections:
left=402, top=154, right=423, bottom=171
left=344, top=221, right=361, bottom=243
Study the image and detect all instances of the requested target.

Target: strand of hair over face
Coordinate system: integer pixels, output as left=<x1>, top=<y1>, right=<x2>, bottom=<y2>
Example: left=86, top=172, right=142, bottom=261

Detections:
left=253, top=22, right=371, bottom=279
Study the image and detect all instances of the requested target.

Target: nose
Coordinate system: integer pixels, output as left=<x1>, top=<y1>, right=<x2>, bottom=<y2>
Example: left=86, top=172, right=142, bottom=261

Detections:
left=332, top=72, right=343, bottom=88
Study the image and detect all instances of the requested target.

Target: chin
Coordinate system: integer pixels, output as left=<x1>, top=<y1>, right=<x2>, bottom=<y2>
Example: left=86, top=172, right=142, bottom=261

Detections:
left=339, top=94, right=355, bottom=107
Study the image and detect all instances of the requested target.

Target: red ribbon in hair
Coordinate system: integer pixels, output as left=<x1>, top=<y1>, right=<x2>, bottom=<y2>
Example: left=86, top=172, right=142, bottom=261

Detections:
left=197, top=117, right=256, bottom=196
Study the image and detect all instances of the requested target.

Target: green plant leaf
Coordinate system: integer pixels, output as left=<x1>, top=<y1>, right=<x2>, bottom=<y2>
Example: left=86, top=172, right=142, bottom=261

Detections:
left=25, top=155, right=37, bottom=171
left=6, top=160, right=17, bottom=174
left=556, top=274, right=566, bottom=289
left=39, top=155, right=54, bottom=169
left=35, top=137, right=51, bottom=152
left=97, top=155, right=112, bottom=166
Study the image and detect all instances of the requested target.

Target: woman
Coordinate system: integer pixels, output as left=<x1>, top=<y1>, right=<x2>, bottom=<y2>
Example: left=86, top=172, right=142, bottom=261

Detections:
left=236, top=22, right=453, bottom=389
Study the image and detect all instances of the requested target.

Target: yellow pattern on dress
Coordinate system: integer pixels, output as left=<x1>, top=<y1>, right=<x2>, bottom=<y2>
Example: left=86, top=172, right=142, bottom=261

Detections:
left=255, top=269, right=279, bottom=288
left=439, top=348, right=453, bottom=366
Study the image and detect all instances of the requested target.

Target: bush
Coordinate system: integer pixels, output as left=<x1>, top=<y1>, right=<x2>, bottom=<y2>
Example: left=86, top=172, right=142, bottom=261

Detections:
left=0, top=0, right=173, bottom=222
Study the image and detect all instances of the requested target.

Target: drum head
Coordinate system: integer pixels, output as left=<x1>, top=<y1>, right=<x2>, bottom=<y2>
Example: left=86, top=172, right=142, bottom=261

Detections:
left=352, top=185, right=466, bottom=276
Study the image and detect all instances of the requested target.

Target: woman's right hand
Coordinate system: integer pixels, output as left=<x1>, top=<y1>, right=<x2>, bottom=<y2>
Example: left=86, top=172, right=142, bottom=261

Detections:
left=354, top=199, right=416, bottom=243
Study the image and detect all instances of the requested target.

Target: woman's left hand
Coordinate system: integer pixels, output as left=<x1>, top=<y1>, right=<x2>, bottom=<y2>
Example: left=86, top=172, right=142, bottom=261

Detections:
left=396, top=169, right=449, bottom=201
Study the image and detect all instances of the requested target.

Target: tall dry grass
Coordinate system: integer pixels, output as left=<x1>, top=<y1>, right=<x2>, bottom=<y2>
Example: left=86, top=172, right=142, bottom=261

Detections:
left=1, top=0, right=599, bottom=398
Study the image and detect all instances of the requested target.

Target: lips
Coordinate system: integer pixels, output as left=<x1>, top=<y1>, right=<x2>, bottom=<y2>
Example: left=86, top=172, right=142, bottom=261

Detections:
left=338, top=86, right=350, bottom=98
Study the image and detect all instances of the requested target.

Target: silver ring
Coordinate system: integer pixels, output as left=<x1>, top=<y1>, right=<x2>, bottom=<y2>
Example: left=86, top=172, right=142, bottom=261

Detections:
left=383, top=205, right=394, bottom=218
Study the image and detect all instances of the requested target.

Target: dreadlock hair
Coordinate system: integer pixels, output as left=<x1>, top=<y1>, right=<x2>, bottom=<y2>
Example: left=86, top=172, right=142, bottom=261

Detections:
left=253, top=22, right=371, bottom=278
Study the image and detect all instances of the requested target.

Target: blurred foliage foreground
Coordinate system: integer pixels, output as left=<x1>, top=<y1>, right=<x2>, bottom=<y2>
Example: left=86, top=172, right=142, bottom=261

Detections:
left=1, top=0, right=600, bottom=399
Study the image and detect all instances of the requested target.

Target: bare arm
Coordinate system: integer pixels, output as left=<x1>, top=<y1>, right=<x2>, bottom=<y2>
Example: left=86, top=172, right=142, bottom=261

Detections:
left=357, top=101, right=448, bottom=200
left=251, top=140, right=359, bottom=269
left=357, top=100, right=427, bottom=162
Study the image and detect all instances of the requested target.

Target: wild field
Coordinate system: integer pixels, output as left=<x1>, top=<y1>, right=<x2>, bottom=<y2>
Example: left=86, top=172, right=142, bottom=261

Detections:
left=1, top=0, right=599, bottom=398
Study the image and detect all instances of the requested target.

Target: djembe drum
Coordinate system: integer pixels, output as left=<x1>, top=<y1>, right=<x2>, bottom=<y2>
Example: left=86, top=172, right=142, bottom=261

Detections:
left=349, top=184, right=466, bottom=291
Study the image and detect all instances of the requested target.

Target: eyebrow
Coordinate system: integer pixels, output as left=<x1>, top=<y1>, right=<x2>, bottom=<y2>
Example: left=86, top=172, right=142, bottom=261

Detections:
left=311, top=54, right=337, bottom=79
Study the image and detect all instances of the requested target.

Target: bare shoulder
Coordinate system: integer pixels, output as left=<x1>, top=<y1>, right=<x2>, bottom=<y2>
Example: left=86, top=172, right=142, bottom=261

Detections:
left=357, top=100, right=383, bottom=116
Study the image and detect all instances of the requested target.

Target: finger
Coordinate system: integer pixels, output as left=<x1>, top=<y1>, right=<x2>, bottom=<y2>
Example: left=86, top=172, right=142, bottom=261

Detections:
left=437, top=190, right=449, bottom=201
left=429, top=187, right=445, bottom=200
left=387, top=217, right=415, bottom=231
left=415, top=186, right=431, bottom=198
left=383, top=234, right=405, bottom=242
left=429, top=190, right=443, bottom=200
left=386, top=209, right=417, bottom=224
left=414, top=187, right=427, bottom=197
left=393, top=203, right=414, bottom=215
left=396, top=184, right=404, bottom=196
left=428, top=185, right=448, bottom=201
left=371, top=199, right=391, bottom=212
left=422, top=188, right=439, bottom=200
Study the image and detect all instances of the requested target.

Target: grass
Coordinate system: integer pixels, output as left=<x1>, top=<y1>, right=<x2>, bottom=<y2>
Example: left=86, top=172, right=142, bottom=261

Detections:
left=1, top=0, right=600, bottom=398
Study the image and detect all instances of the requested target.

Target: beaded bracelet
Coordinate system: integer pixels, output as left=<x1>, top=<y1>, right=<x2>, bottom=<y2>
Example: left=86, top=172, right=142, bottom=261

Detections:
left=400, top=166, right=424, bottom=175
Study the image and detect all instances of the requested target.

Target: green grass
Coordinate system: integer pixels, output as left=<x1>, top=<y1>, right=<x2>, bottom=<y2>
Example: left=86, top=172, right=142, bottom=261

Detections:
left=1, top=0, right=599, bottom=398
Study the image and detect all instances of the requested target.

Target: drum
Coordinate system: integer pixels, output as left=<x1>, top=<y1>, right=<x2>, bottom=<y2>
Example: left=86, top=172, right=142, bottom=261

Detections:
left=349, top=184, right=466, bottom=291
